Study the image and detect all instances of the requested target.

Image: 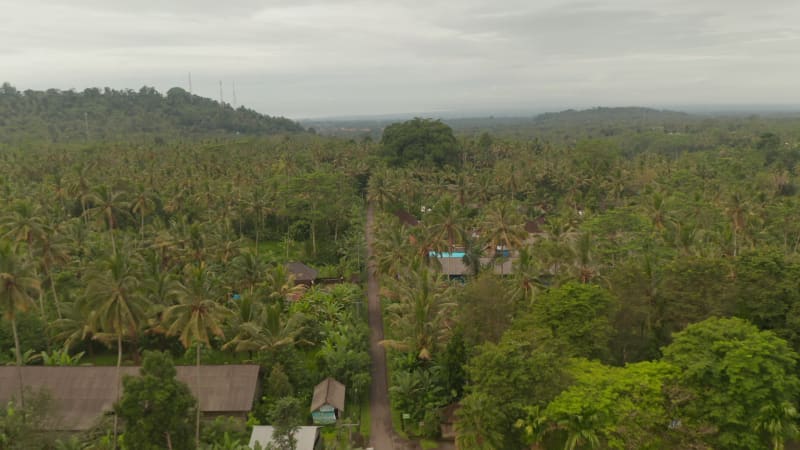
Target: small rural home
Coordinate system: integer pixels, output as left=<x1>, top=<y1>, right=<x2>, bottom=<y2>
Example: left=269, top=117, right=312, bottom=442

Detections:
left=249, top=426, right=322, bottom=450
left=431, top=251, right=515, bottom=278
left=287, top=261, right=319, bottom=286
left=0, top=364, right=260, bottom=430
left=310, top=377, right=346, bottom=425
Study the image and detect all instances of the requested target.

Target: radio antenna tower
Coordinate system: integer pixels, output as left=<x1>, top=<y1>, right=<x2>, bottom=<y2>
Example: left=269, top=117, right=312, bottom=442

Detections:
left=232, top=81, right=238, bottom=109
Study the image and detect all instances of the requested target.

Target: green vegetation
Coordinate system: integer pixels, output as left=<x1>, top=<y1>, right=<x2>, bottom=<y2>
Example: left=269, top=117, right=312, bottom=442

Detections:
left=116, top=351, right=197, bottom=450
left=380, top=118, right=460, bottom=168
left=0, top=86, right=370, bottom=448
left=4, top=87, right=800, bottom=448
left=368, top=113, right=800, bottom=448
left=0, top=83, right=303, bottom=144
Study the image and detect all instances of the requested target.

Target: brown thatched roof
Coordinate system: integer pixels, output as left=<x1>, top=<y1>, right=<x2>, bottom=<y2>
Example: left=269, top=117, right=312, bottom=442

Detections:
left=0, top=364, right=260, bottom=430
left=310, top=377, right=345, bottom=412
left=286, top=262, right=319, bottom=283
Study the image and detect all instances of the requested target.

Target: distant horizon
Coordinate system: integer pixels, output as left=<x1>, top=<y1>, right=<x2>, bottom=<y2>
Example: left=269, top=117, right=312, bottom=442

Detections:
left=4, top=0, right=799, bottom=119
left=4, top=81, right=800, bottom=122
left=297, top=103, right=800, bottom=122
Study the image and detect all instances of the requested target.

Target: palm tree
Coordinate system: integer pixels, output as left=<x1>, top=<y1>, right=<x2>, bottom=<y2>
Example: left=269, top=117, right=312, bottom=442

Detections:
left=367, top=169, right=397, bottom=211
left=224, top=303, right=304, bottom=355
left=0, top=242, right=41, bottom=408
left=725, top=191, right=750, bottom=257
left=49, top=300, right=98, bottom=354
left=130, top=184, right=156, bottom=242
left=382, top=267, right=454, bottom=360
left=243, top=188, right=273, bottom=253
left=163, top=264, right=230, bottom=448
left=481, top=201, right=527, bottom=258
left=371, top=218, right=417, bottom=277
left=86, top=185, right=130, bottom=255
left=67, top=163, right=94, bottom=223
left=34, top=222, right=70, bottom=319
left=2, top=200, right=49, bottom=318
left=571, top=232, right=598, bottom=284
left=85, top=252, right=149, bottom=447
left=229, top=251, right=267, bottom=296
left=1, top=199, right=46, bottom=256
left=423, top=196, right=467, bottom=254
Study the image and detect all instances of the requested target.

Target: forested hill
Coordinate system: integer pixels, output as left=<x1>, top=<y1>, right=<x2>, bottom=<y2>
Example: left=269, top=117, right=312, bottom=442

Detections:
left=0, top=83, right=304, bottom=143
left=303, top=107, right=698, bottom=140
left=532, top=106, right=689, bottom=127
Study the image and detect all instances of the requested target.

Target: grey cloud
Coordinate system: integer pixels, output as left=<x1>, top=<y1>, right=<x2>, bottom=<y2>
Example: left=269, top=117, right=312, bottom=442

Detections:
left=1, top=0, right=799, bottom=117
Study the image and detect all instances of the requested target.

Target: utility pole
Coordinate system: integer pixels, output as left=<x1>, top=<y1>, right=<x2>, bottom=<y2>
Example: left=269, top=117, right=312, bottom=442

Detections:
left=219, top=80, right=224, bottom=106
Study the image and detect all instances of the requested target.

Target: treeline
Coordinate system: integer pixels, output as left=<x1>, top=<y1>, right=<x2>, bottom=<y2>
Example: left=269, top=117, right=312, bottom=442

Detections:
left=0, top=83, right=304, bottom=144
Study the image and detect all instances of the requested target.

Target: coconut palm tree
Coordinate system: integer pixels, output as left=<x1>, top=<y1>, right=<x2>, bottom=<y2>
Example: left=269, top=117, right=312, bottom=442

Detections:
left=0, top=242, right=41, bottom=408
left=367, top=169, right=398, bottom=211
left=34, top=222, right=70, bottom=319
left=223, top=302, right=304, bottom=355
left=229, top=251, right=267, bottom=296
left=423, top=196, right=467, bottom=254
left=85, top=251, right=149, bottom=447
left=481, top=201, right=527, bottom=258
left=382, top=267, right=455, bottom=360
left=130, top=184, right=156, bottom=242
left=371, top=218, right=417, bottom=277
left=163, top=263, right=230, bottom=448
left=67, top=163, right=94, bottom=223
left=86, top=185, right=130, bottom=255
left=1, top=199, right=46, bottom=256
left=49, top=300, right=98, bottom=354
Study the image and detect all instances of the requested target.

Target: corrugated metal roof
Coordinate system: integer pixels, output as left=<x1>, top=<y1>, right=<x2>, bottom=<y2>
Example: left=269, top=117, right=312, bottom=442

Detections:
left=436, top=256, right=514, bottom=276
left=0, top=364, right=260, bottom=430
left=249, top=426, right=319, bottom=450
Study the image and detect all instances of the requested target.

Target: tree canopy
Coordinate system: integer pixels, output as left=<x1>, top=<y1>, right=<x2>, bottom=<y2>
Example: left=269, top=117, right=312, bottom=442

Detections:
left=380, top=118, right=460, bottom=168
left=115, top=351, right=197, bottom=450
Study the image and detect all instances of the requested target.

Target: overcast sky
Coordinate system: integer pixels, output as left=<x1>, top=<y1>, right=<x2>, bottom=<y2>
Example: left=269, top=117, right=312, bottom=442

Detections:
left=2, top=0, right=799, bottom=118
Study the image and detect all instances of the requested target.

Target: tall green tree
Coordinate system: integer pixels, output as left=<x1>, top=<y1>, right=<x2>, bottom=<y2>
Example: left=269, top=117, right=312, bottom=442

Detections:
left=662, top=317, right=800, bottom=450
left=457, top=327, right=570, bottom=450
left=0, top=242, right=41, bottom=409
left=85, top=252, right=149, bottom=447
left=380, top=118, right=460, bottom=168
left=163, top=264, right=229, bottom=449
left=526, top=282, right=617, bottom=361
left=383, top=268, right=454, bottom=360
left=115, top=351, right=196, bottom=450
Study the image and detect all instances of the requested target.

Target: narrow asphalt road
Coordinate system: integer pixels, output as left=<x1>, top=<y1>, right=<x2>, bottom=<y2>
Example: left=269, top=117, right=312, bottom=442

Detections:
left=366, top=202, right=395, bottom=450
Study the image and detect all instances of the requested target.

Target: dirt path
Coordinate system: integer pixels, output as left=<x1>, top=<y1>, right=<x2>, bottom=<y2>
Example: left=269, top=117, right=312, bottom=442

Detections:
left=366, top=202, right=395, bottom=450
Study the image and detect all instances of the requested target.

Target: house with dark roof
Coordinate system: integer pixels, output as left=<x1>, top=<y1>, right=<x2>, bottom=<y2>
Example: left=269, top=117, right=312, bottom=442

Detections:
left=286, top=262, right=319, bottom=286
left=310, top=377, right=345, bottom=425
left=0, top=365, right=260, bottom=430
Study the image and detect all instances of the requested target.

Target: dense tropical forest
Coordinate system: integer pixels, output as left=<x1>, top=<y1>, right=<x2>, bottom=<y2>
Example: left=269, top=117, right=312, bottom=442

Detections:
left=2, top=85, right=800, bottom=449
